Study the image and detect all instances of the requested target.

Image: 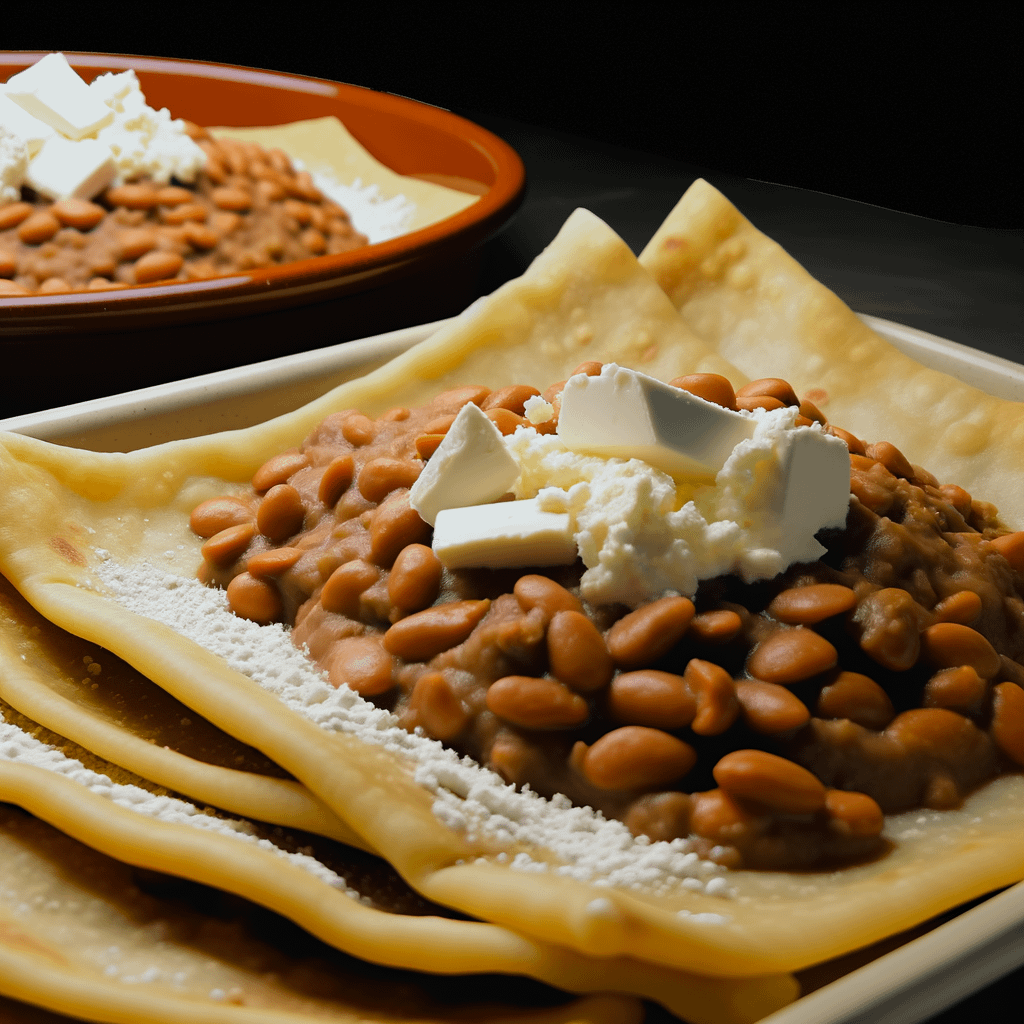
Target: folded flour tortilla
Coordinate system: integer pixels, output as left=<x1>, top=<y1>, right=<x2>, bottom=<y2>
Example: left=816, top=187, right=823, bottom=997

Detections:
left=0, top=205, right=1021, bottom=997
left=638, top=178, right=1024, bottom=528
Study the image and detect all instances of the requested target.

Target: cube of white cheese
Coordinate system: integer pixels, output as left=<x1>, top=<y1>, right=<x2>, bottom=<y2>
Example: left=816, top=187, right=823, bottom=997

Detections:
left=4, top=53, right=113, bottom=141
left=775, top=428, right=851, bottom=539
left=410, top=402, right=521, bottom=527
left=0, top=89, right=55, bottom=155
left=557, top=363, right=755, bottom=477
left=433, top=498, right=578, bottom=569
left=26, top=135, right=116, bottom=201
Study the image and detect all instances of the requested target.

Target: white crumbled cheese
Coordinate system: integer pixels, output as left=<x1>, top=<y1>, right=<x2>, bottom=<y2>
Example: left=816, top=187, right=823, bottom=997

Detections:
left=524, top=395, right=555, bottom=424
left=4, top=53, right=113, bottom=140
left=25, top=134, right=116, bottom=202
left=0, top=124, right=28, bottom=203
left=433, top=496, right=577, bottom=569
left=558, top=363, right=756, bottom=476
left=505, top=378, right=851, bottom=607
left=95, top=561, right=731, bottom=897
left=410, top=402, right=520, bottom=526
left=0, top=88, right=55, bottom=156
left=89, top=69, right=206, bottom=185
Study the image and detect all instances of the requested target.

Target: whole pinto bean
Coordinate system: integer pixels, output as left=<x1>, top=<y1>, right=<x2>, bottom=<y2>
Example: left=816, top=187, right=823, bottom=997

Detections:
left=667, top=373, right=737, bottom=410
left=547, top=610, right=613, bottom=692
left=734, top=681, right=810, bottom=734
left=990, top=682, right=1024, bottom=766
left=919, top=622, right=1002, bottom=679
left=513, top=575, right=584, bottom=619
left=388, top=543, right=442, bottom=614
left=247, top=546, right=302, bottom=578
left=885, top=707, right=993, bottom=773
left=922, top=666, right=988, bottom=713
left=190, top=496, right=254, bottom=537
left=713, top=750, right=827, bottom=814
left=357, top=457, right=422, bottom=503
left=582, top=727, right=697, bottom=791
left=688, top=609, right=743, bottom=643
left=133, top=250, right=184, bottom=283
left=932, top=590, right=983, bottom=626
left=17, top=211, right=60, bottom=244
left=369, top=493, right=431, bottom=567
left=816, top=670, right=894, bottom=730
left=989, top=531, right=1024, bottom=572
left=327, top=635, right=395, bottom=696
left=201, top=523, right=256, bottom=566
left=824, top=789, right=884, bottom=837
left=318, top=455, right=355, bottom=507
left=735, top=377, right=800, bottom=408
left=411, top=672, right=470, bottom=740
left=256, top=484, right=305, bottom=542
left=226, top=572, right=282, bottom=624
left=321, top=560, right=380, bottom=617
left=383, top=599, right=490, bottom=661
left=683, top=659, right=740, bottom=734
left=486, top=675, right=588, bottom=729
left=607, top=670, right=697, bottom=729
left=252, top=450, right=310, bottom=493
left=481, top=384, right=541, bottom=416
left=606, top=596, right=695, bottom=669
left=766, top=584, right=857, bottom=625
left=623, top=791, right=693, bottom=843
left=746, top=628, right=837, bottom=684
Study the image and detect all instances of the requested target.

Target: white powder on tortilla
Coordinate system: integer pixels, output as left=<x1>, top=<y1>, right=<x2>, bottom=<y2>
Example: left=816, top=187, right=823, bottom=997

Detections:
left=94, top=559, right=733, bottom=900
left=0, top=711, right=364, bottom=900
left=308, top=169, right=415, bottom=244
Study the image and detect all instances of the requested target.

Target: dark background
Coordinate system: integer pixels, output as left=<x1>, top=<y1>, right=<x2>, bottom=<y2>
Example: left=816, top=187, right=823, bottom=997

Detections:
left=4, top=7, right=1021, bottom=228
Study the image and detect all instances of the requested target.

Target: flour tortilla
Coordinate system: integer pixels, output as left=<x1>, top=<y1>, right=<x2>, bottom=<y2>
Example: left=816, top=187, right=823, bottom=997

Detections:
left=638, top=178, right=1024, bottom=528
left=212, top=116, right=479, bottom=234
left=0, top=708, right=793, bottom=1024
left=0, top=207, right=1020, bottom=983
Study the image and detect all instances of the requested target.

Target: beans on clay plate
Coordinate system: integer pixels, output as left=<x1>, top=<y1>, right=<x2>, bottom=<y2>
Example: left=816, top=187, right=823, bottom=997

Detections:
left=192, top=368, right=1024, bottom=871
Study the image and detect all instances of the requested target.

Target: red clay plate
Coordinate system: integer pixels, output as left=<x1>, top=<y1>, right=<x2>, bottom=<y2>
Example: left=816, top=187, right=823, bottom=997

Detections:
left=0, top=52, right=525, bottom=414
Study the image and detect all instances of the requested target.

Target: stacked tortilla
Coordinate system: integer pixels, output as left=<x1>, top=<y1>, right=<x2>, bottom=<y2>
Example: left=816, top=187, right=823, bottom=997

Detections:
left=0, top=182, right=1021, bottom=1024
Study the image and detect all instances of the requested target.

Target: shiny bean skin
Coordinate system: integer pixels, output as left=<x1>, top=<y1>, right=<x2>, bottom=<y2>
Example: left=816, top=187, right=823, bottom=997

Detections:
left=547, top=610, right=613, bottom=692
left=118, top=227, right=158, bottom=260
left=932, top=590, right=983, bottom=625
left=357, top=457, right=422, bottom=503
left=827, top=425, right=866, bottom=455
left=155, top=186, right=193, bottom=206
left=798, top=398, right=827, bottom=425
left=607, top=670, right=697, bottom=729
left=247, top=547, right=302, bottom=577
left=318, top=454, right=355, bottom=507
left=327, top=636, right=395, bottom=696
left=713, top=749, right=826, bottom=814
left=17, top=211, right=60, bottom=244
left=134, top=250, right=184, bottom=283
left=923, top=666, right=988, bottom=712
left=106, top=183, right=159, bottom=209
left=388, top=544, right=442, bottom=613
left=369, top=494, right=431, bottom=567
left=683, top=659, right=739, bottom=734
left=252, top=450, right=310, bottom=492
left=735, top=377, right=799, bottom=407
left=824, top=789, right=884, bottom=837
left=0, top=279, right=29, bottom=295
left=746, top=628, right=838, bottom=684
left=885, top=707, right=987, bottom=763
left=0, top=202, right=33, bottom=229
left=415, top=434, right=446, bottom=460
left=189, top=496, right=254, bottom=537
left=623, top=791, right=692, bottom=843
left=688, top=609, right=742, bottom=643
left=606, top=596, right=695, bottom=669
left=182, top=222, right=220, bottom=249
left=513, top=575, right=584, bottom=619
left=919, top=622, right=1001, bottom=678
left=486, top=675, right=588, bottom=730
left=162, top=202, right=208, bottom=225
left=256, top=484, right=305, bottom=542
left=735, top=395, right=786, bottom=413
left=570, top=361, right=604, bottom=377
left=583, top=727, right=697, bottom=791
left=321, top=560, right=380, bottom=617
left=688, top=789, right=763, bottom=846
left=37, top=277, right=71, bottom=294
left=485, top=408, right=528, bottom=436
left=227, top=571, right=282, bottom=623
left=51, top=199, right=105, bottom=230
left=411, top=672, right=469, bottom=740
left=667, top=373, right=737, bottom=409
left=990, top=531, right=1024, bottom=572
left=816, top=671, right=895, bottom=729
left=767, top=584, right=857, bottom=625
left=341, top=413, right=377, bottom=447
left=991, top=682, right=1024, bottom=766
left=481, top=384, right=541, bottom=416
left=865, top=441, right=914, bottom=480
left=734, top=681, right=810, bottom=734
left=201, top=522, right=256, bottom=565
left=211, top=186, right=252, bottom=212
left=383, top=599, right=490, bottom=661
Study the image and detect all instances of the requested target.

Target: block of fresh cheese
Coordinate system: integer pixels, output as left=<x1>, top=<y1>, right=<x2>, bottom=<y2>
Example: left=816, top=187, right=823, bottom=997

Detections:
left=0, top=126, right=28, bottom=203
left=557, top=363, right=756, bottom=477
left=26, top=134, right=116, bottom=202
left=409, top=402, right=520, bottom=526
left=0, top=89, right=55, bottom=155
left=4, top=52, right=113, bottom=141
left=432, top=498, right=577, bottom=569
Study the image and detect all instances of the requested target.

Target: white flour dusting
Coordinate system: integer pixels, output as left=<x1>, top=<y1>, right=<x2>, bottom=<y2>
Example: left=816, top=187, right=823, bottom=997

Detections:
left=94, top=559, right=733, bottom=900
left=0, top=712, right=364, bottom=900
left=308, top=168, right=415, bottom=244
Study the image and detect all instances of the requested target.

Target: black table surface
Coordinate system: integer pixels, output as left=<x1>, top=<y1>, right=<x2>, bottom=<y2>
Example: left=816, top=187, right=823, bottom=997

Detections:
left=2, top=108, right=1021, bottom=1024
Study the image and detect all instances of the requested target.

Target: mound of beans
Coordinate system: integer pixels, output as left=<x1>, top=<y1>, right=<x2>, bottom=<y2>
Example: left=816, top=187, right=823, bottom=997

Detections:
left=191, top=369, right=1024, bottom=870
left=0, top=124, right=367, bottom=296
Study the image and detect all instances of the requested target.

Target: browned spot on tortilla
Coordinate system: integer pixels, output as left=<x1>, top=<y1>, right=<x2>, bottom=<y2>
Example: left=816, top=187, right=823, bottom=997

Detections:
left=664, top=236, right=688, bottom=251
left=49, top=536, right=85, bottom=566
left=0, top=921, right=69, bottom=966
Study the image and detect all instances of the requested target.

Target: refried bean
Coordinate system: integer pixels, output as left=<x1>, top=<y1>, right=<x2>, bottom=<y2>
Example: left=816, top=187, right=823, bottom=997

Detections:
left=0, top=125, right=367, bottom=295
left=191, top=369, right=1024, bottom=871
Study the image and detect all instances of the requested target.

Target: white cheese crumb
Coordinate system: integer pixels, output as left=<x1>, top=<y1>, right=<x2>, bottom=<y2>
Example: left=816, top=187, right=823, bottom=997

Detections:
left=0, top=124, right=28, bottom=203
